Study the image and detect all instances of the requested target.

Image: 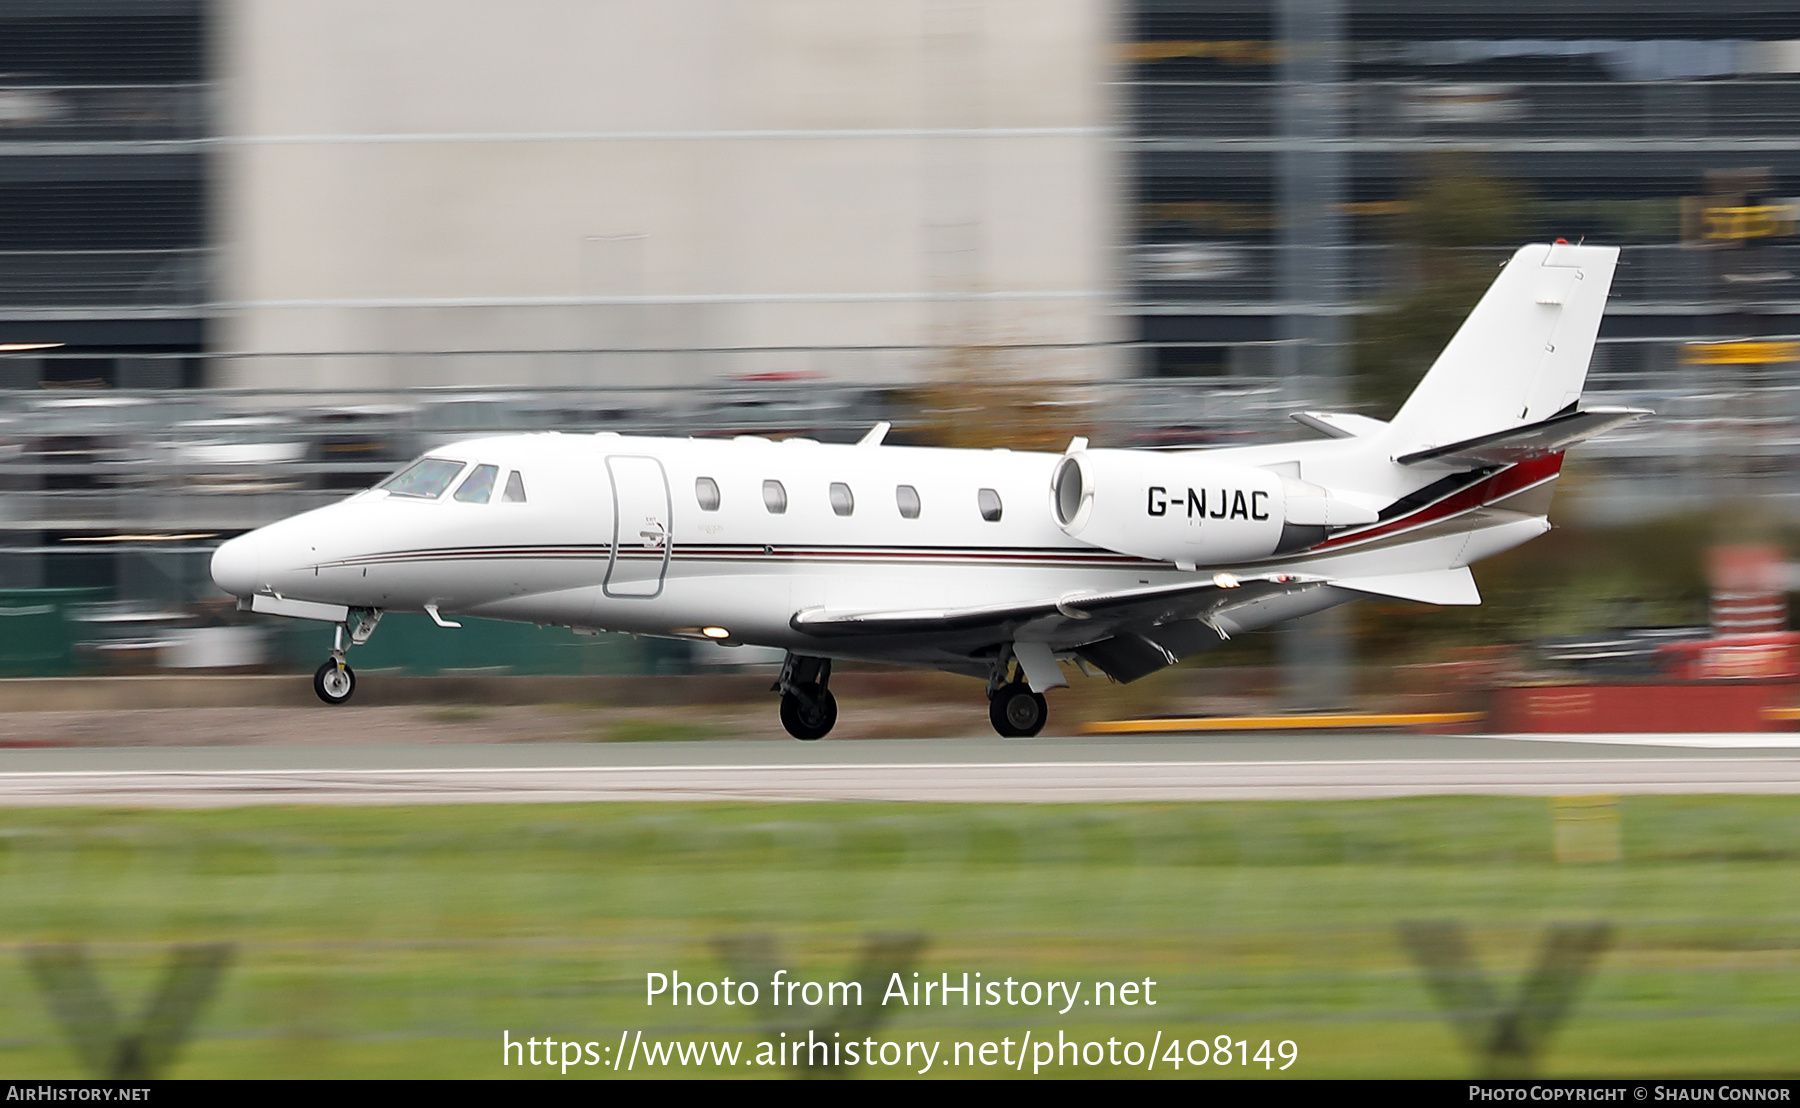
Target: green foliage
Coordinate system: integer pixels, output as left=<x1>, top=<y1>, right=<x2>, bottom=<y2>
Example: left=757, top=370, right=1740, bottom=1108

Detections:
left=1354, top=511, right=1714, bottom=662
left=1401, top=168, right=1534, bottom=249
left=1353, top=160, right=1537, bottom=418
left=1535, top=198, right=1681, bottom=243
left=1352, top=268, right=1493, bottom=417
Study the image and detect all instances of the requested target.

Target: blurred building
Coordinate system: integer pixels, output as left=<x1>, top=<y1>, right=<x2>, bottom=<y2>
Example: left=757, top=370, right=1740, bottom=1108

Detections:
left=7, top=0, right=1800, bottom=666
left=1127, top=0, right=1800, bottom=377
left=213, top=0, right=1123, bottom=389
left=1124, top=0, right=1800, bottom=525
left=0, top=0, right=208, bottom=389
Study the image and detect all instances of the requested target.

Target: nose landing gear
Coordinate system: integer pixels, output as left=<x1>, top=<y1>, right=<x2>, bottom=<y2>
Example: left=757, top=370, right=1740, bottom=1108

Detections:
left=775, top=653, right=836, bottom=740
left=314, top=658, right=355, bottom=704
left=314, top=608, right=381, bottom=706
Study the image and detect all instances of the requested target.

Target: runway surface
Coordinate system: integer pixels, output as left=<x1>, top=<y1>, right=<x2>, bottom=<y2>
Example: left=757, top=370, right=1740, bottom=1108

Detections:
left=0, top=731, right=1797, bottom=805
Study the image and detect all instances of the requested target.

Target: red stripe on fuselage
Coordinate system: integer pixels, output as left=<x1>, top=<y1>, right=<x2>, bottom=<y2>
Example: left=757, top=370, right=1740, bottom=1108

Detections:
left=1309, top=454, right=1564, bottom=552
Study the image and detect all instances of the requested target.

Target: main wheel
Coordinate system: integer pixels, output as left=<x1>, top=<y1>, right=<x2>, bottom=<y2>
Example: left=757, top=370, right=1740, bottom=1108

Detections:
left=314, top=660, right=355, bottom=705
left=779, top=682, right=837, bottom=741
left=989, top=682, right=1047, bottom=738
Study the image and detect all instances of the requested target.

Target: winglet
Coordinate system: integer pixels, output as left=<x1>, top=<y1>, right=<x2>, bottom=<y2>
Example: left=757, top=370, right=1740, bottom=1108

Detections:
left=857, top=422, right=890, bottom=447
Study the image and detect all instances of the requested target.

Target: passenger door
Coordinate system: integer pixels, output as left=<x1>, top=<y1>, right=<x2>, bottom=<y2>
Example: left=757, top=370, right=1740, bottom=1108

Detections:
left=603, top=455, right=671, bottom=598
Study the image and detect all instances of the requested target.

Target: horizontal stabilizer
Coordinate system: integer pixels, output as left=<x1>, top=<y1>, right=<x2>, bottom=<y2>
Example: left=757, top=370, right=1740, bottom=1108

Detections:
left=1395, top=406, right=1649, bottom=468
left=1291, top=411, right=1390, bottom=440
left=1335, top=567, right=1481, bottom=606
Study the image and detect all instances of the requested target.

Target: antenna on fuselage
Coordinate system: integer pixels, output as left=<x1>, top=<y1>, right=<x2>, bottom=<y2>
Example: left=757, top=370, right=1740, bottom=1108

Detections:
left=857, top=422, right=891, bottom=447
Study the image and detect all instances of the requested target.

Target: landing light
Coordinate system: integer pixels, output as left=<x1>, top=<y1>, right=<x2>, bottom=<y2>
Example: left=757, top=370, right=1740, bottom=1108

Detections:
left=1213, top=573, right=1240, bottom=589
left=701, top=626, right=731, bottom=639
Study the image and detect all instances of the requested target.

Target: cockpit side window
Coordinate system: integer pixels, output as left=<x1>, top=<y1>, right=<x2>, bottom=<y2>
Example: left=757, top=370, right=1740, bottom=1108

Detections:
left=502, top=470, right=527, bottom=503
left=379, top=457, right=466, bottom=499
left=454, top=463, right=499, bottom=503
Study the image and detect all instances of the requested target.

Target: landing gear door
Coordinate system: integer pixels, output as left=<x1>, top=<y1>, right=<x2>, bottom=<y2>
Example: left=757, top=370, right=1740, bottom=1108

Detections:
left=604, top=455, right=671, bottom=598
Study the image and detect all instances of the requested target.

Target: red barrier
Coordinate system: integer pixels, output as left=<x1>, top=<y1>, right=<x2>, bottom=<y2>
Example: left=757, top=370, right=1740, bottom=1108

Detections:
left=1490, top=681, right=1797, bottom=733
left=1654, top=632, right=1800, bottom=681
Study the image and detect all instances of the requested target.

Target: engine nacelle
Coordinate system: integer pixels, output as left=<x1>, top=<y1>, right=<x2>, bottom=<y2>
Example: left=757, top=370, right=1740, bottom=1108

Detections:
left=1050, top=449, right=1374, bottom=565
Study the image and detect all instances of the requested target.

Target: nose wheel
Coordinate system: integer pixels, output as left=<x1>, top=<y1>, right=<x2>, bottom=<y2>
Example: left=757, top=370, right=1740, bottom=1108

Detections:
left=312, top=608, right=380, bottom=706
left=989, top=682, right=1047, bottom=738
left=314, top=660, right=355, bottom=705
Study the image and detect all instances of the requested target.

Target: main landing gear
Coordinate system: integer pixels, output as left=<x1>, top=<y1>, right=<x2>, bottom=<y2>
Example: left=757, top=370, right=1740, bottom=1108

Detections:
left=986, top=654, right=1049, bottom=738
left=770, top=651, right=1053, bottom=741
left=314, top=608, right=381, bottom=706
left=988, top=682, right=1047, bottom=738
left=775, top=654, right=836, bottom=741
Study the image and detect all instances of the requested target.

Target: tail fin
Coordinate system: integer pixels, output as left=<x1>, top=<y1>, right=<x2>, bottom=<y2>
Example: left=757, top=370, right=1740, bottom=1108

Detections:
left=1386, top=243, right=1619, bottom=456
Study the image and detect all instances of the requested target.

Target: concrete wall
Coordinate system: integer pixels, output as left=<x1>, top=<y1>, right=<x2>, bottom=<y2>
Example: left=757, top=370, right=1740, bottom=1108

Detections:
left=214, top=0, right=1122, bottom=388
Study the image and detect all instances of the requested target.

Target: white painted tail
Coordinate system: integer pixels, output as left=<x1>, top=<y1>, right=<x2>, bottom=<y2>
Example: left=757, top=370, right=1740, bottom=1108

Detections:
left=1386, top=243, right=1619, bottom=456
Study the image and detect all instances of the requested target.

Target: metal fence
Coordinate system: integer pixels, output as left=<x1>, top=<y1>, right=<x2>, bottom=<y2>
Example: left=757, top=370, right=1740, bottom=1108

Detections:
left=2, top=242, right=1784, bottom=316
left=1126, top=243, right=1799, bottom=311
left=0, top=362, right=1786, bottom=534
left=1127, top=79, right=1800, bottom=142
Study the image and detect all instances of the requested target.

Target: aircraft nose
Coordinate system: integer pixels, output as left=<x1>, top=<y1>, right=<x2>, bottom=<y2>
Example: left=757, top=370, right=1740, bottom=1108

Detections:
left=210, top=532, right=263, bottom=597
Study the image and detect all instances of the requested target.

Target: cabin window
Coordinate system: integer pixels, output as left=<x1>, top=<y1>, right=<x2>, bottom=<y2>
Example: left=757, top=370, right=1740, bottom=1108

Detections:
left=695, top=476, right=721, bottom=511
left=380, top=457, right=465, bottom=499
left=502, top=470, right=527, bottom=503
left=896, top=484, right=921, bottom=519
left=829, top=482, right=854, bottom=517
left=978, top=487, right=1002, bottom=522
left=454, top=463, right=499, bottom=503
left=763, top=479, right=788, bottom=514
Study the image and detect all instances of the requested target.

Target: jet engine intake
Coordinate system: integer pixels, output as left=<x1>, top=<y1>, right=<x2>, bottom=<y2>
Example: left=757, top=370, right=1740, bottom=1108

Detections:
left=1050, top=450, right=1375, bottom=565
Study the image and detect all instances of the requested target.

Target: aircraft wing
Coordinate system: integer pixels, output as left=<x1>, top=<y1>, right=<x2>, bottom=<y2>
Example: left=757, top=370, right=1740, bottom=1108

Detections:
left=789, top=573, right=1320, bottom=641
left=792, top=573, right=1333, bottom=684
left=791, top=566, right=1483, bottom=683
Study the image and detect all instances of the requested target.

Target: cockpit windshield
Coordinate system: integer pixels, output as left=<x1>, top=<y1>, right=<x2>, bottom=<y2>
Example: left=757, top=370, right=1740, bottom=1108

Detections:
left=378, top=457, right=466, bottom=499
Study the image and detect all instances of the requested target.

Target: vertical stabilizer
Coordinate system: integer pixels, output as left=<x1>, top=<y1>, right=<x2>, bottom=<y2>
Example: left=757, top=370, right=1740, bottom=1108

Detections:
left=1386, top=243, right=1619, bottom=456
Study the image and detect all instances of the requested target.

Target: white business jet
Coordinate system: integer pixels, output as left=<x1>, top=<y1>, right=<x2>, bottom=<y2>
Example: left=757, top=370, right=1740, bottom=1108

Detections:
left=211, top=243, right=1643, bottom=739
